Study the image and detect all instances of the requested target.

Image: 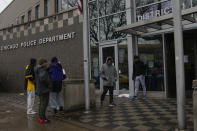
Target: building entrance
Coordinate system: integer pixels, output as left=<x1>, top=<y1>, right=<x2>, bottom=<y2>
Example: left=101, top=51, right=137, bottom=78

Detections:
left=99, top=42, right=119, bottom=94
left=138, top=37, right=165, bottom=92
left=165, top=31, right=197, bottom=98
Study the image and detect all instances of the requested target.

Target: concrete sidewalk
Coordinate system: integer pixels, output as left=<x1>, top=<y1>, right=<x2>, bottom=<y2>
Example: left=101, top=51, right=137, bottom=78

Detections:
left=0, top=93, right=194, bottom=131
left=65, top=96, right=193, bottom=131
left=0, top=93, right=108, bottom=131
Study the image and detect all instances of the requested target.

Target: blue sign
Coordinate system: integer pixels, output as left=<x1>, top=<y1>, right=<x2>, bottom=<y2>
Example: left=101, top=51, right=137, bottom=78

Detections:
left=136, top=0, right=172, bottom=22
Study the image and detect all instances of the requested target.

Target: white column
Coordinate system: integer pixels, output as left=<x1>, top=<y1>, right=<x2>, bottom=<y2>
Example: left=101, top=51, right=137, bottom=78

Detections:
left=126, top=0, right=135, bottom=97
left=162, top=34, right=168, bottom=98
left=172, top=0, right=186, bottom=129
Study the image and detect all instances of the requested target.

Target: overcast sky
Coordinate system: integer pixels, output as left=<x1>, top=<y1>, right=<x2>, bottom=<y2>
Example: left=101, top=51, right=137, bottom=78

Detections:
left=0, top=0, right=13, bottom=13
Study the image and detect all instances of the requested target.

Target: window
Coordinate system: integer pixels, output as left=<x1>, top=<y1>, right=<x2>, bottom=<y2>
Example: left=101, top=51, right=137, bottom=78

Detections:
left=21, top=15, right=25, bottom=24
left=16, top=18, right=19, bottom=25
left=99, top=0, right=125, bottom=17
left=136, top=0, right=161, bottom=7
left=55, top=0, right=59, bottom=13
left=99, top=12, right=126, bottom=41
left=193, top=0, right=197, bottom=7
left=182, top=0, right=191, bottom=9
left=28, top=10, right=32, bottom=22
left=89, top=0, right=126, bottom=42
left=44, top=0, right=49, bottom=16
left=35, top=5, right=40, bottom=19
left=89, top=1, right=97, bottom=19
left=61, top=0, right=68, bottom=10
left=55, top=0, right=77, bottom=13
left=138, top=37, right=164, bottom=91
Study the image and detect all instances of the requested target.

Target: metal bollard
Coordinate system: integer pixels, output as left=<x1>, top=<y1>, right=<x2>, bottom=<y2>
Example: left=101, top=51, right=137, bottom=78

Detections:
left=192, top=80, right=197, bottom=131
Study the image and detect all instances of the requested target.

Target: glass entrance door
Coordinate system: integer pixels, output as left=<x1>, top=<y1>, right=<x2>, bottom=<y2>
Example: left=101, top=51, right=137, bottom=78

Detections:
left=99, top=43, right=119, bottom=94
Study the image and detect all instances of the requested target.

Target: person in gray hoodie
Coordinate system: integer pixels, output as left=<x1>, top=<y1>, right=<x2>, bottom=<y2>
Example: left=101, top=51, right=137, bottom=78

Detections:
left=100, top=57, right=117, bottom=107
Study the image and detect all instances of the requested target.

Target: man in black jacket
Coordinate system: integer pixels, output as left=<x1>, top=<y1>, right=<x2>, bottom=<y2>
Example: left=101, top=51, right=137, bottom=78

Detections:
left=132, top=56, right=146, bottom=99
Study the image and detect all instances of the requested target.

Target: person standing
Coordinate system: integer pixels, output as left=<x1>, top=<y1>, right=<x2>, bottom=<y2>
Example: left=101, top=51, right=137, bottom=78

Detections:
left=132, top=56, right=146, bottom=100
left=35, top=58, right=51, bottom=123
left=25, top=58, right=37, bottom=115
left=100, top=57, right=117, bottom=107
left=49, top=57, right=64, bottom=114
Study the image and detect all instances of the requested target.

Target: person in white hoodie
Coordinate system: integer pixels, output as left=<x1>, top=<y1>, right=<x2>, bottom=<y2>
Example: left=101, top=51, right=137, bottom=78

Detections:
left=100, top=57, right=117, bottom=107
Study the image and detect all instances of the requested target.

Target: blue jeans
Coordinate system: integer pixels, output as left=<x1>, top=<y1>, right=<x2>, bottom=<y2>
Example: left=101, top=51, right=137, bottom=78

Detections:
left=134, top=75, right=146, bottom=97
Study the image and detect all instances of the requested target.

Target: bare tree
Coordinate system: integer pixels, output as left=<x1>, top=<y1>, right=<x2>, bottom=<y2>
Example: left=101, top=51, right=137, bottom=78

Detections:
left=67, top=0, right=78, bottom=7
left=89, top=0, right=127, bottom=43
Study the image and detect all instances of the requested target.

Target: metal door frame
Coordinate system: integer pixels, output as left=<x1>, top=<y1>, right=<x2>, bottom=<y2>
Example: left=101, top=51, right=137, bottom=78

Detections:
left=99, top=40, right=119, bottom=95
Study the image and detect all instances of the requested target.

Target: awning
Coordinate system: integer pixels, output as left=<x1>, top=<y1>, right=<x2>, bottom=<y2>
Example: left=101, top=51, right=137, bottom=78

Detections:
left=116, top=6, right=197, bottom=37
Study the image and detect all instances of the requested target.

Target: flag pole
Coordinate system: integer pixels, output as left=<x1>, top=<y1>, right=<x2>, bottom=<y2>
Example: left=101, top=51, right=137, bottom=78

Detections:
left=82, top=0, right=90, bottom=111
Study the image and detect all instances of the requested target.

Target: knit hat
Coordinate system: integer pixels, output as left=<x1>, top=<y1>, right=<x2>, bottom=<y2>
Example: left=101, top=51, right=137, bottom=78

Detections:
left=134, top=56, right=139, bottom=59
left=39, top=58, right=47, bottom=65
left=51, top=57, right=58, bottom=63
left=30, top=58, right=36, bottom=64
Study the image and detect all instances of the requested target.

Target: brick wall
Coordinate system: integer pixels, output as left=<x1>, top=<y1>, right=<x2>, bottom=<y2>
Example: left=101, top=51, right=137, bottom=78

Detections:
left=0, top=8, right=84, bottom=92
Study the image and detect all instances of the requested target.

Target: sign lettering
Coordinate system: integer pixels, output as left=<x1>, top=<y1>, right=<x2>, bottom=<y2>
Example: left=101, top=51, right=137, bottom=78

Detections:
left=0, top=32, right=76, bottom=52
left=136, top=0, right=172, bottom=22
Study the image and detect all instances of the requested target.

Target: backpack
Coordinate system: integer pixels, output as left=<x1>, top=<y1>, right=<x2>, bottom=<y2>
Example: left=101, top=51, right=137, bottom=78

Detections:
left=37, top=67, right=50, bottom=84
left=49, top=63, right=64, bottom=82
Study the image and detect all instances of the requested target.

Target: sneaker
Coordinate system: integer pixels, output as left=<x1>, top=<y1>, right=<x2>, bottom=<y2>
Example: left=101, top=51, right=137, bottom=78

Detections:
left=44, top=119, right=50, bottom=123
left=132, top=96, right=137, bottom=100
left=59, top=106, right=64, bottom=111
left=38, top=118, right=44, bottom=124
left=27, top=111, right=37, bottom=115
left=109, top=102, right=116, bottom=107
left=100, top=101, right=103, bottom=107
left=142, top=96, right=146, bottom=99
left=53, top=109, right=57, bottom=114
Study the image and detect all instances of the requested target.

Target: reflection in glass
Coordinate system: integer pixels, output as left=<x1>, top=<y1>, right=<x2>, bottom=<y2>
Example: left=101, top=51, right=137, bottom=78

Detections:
left=67, top=0, right=77, bottom=8
left=61, top=0, right=68, bottom=10
left=90, top=20, right=99, bottom=43
left=99, top=13, right=126, bottom=41
left=58, top=0, right=77, bottom=11
left=136, top=0, right=161, bottom=7
left=89, top=1, right=98, bottom=19
left=99, top=0, right=125, bottom=17
left=118, top=39, right=129, bottom=90
left=138, top=37, right=164, bottom=91
left=91, top=45, right=100, bottom=89
left=193, top=0, right=197, bottom=7
left=181, top=0, right=191, bottom=9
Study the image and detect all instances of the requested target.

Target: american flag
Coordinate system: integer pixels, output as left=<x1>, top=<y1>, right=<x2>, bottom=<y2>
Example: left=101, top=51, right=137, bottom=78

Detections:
left=77, top=0, right=83, bottom=15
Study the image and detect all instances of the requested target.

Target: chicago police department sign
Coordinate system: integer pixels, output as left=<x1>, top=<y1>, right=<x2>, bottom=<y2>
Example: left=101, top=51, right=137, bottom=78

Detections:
left=0, top=32, right=76, bottom=51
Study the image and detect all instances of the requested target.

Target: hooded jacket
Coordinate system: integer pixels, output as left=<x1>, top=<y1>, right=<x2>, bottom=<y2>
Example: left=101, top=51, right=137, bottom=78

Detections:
left=100, top=57, right=117, bottom=86
left=49, top=62, right=63, bottom=82
left=49, top=62, right=64, bottom=92
left=35, top=65, right=52, bottom=95
left=24, top=64, right=36, bottom=91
